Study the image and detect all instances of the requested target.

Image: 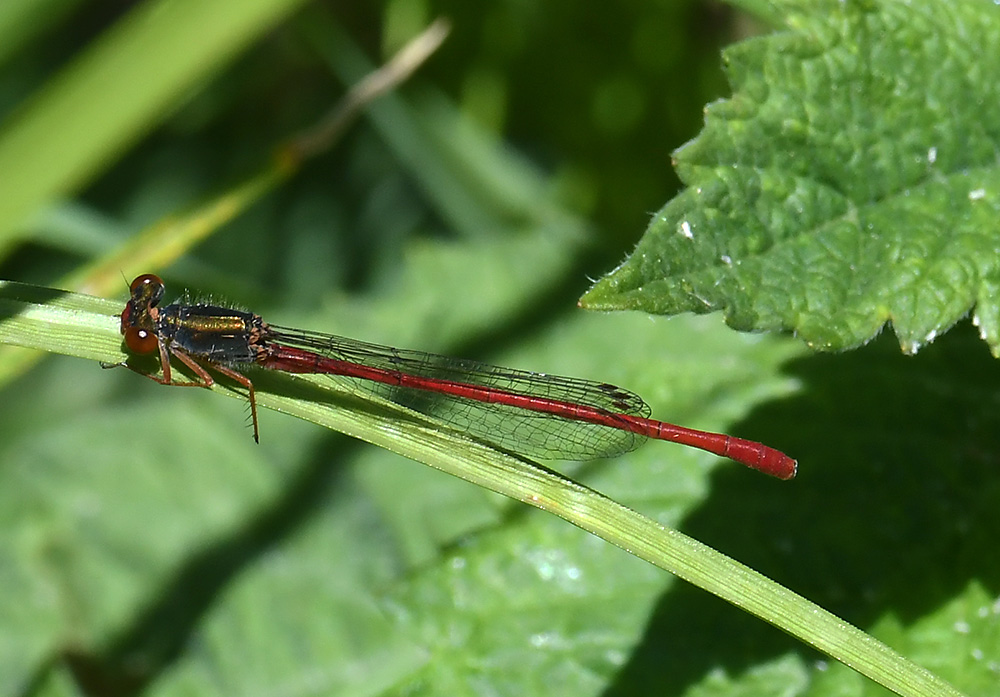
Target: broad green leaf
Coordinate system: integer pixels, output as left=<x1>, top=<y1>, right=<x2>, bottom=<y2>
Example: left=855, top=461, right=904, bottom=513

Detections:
left=2, top=275, right=976, bottom=697
left=582, top=0, right=1000, bottom=356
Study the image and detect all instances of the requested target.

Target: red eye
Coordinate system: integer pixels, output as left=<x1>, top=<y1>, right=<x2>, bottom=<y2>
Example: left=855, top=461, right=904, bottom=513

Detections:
left=124, top=326, right=158, bottom=354
left=129, top=273, right=163, bottom=294
left=119, top=305, right=132, bottom=334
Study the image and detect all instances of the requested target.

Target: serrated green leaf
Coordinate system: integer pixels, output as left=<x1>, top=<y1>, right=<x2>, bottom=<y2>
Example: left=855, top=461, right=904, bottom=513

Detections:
left=582, top=0, right=1000, bottom=356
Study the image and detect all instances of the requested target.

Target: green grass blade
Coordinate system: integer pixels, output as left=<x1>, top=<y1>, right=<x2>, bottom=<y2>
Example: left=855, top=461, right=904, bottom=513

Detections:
left=0, top=279, right=966, bottom=697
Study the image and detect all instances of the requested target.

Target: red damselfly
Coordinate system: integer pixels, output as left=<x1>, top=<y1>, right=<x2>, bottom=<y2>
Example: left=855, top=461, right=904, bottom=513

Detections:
left=117, top=274, right=796, bottom=479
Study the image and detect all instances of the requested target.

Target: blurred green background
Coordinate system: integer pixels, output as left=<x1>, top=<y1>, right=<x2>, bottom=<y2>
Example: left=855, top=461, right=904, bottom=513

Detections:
left=8, top=2, right=989, bottom=697
left=0, top=0, right=737, bottom=290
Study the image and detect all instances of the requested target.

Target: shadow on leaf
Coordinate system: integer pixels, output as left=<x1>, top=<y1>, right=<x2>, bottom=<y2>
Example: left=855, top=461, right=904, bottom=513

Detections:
left=607, top=320, right=1000, bottom=695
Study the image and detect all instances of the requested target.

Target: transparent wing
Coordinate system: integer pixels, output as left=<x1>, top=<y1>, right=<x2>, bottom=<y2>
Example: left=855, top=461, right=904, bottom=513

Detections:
left=265, top=325, right=651, bottom=460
